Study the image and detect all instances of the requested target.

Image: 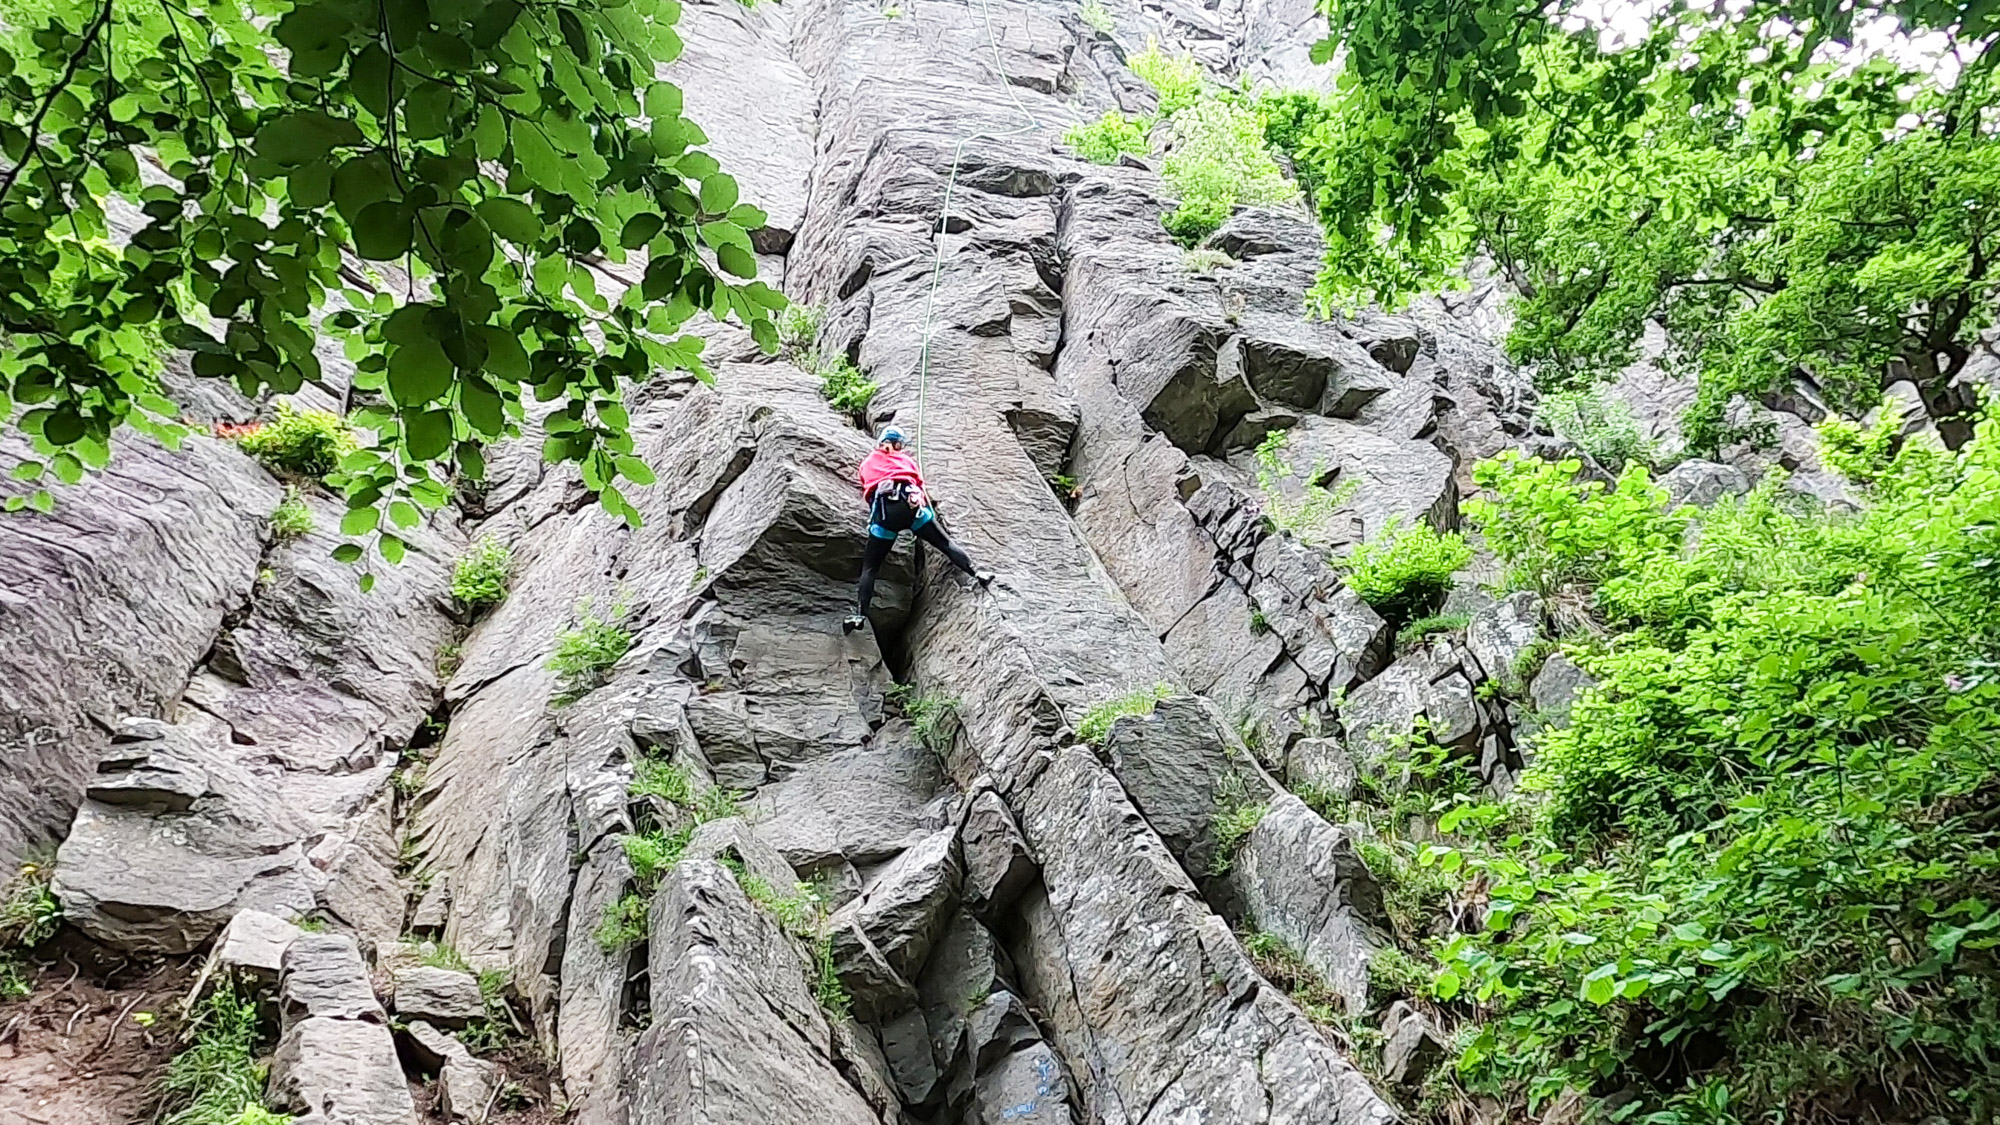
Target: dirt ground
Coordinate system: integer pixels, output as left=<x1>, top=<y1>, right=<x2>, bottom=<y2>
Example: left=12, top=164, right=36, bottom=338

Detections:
left=0, top=946, right=192, bottom=1125
left=409, top=1036, right=568, bottom=1125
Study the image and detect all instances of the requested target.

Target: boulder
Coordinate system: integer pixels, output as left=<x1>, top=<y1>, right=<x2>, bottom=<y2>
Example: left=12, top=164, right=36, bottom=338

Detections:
left=959, top=791, right=1037, bottom=921
left=634, top=859, right=889, bottom=1125
left=392, top=967, right=486, bottom=1029
left=1286, top=738, right=1357, bottom=803
left=188, top=909, right=303, bottom=998
left=1380, top=1001, right=1448, bottom=1090
left=829, top=827, right=962, bottom=1022
left=1659, top=459, right=1752, bottom=509
left=970, top=1040, right=1075, bottom=1125
left=1228, top=795, right=1385, bottom=1013
left=917, top=911, right=1008, bottom=1077
left=269, top=933, right=415, bottom=1125
left=1100, top=694, right=1263, bottom=878
left=746, top=730, right=943, bottom=870
left=399, top=1020, right=462, bottom=1073
left=1465, top=591, right=1542, bottom=686
left=440, top=1050, right=503, bottom=1124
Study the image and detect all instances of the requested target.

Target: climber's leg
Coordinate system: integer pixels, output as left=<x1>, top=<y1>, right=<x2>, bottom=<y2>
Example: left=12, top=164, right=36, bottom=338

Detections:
left=847, top=530, right=897, bottom=632
left=913, top=515, right=994, bottom=587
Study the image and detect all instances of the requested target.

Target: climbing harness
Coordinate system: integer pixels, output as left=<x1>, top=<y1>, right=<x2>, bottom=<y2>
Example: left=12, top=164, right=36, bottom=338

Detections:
left=910, top=0, right=1046, bottom=471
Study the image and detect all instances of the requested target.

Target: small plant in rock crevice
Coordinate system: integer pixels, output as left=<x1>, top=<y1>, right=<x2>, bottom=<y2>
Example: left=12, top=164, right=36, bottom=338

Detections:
left=730, top=865, right=850, bottom=1019
left=1394, top=611, right=1470, bottom=650
left=885, top=683, right=959, bottom=757
left=157, top=984, right=287, bottom=1125
left=1049, top=473, right=1080, bottom=504
left=1182, top=248, right=1236, bottom=273
left=548, top=598, right=632, bottom=707
left=1341, top=518, right=1472, bottom=624
left=269, top=486, right=313, bottom=543
left=593, top=893, right=650, bottom=953
left=597, top=760, right=745, bottom=952
left=1079, top=0, right=1115, bottom=35
left=233, top=403, right=358, bottom=481
left=1076, top=682, right=1175, bottom=744
left=450, top=535, right=513, bottom=610
left=1536, top=385, right=1659, bottom=475
left=777, top=302, right=823, bottom=362
left=1207, top=770, right=1267, bottom=875
left=817, top=355, right=878, bottom=416
left=1255, top=430, right=1360, bottom=548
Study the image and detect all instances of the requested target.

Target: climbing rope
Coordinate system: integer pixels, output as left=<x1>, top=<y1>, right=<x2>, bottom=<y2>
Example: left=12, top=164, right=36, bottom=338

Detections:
left=911, top=0, right=1047, bottom=471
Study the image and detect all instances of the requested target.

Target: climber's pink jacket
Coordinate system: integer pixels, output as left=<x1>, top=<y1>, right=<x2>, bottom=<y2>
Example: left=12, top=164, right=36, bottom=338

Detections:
left=859, top=447, right=925, bottom=502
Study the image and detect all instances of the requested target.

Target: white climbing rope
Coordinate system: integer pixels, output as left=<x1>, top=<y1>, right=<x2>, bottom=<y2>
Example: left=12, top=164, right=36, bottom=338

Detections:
left=911, top=0, right=1047, bottom=470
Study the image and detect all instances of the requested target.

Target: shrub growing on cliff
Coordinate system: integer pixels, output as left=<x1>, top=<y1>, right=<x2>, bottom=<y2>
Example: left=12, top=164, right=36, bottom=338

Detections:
left=451, top=536, right=513, bottom=611
left=1341, top=519, right=1470, bottom=623
left=1078, top=0, right=1115, bottom=35
left=1254, top=430, right=1359, bottom=549
left=548, top=599, right=632, bottom=707
left=886, top=683, right=959, bottom=757
left=234, top=404, right=358, bottom=481
left=1412, top=412, right=2000, bottom=1122
left=268, top=487, right=314, bottom=543
left=1129, top=40, right=1203, bottom=115
left=1535, top=386, right=1655, bottom=475
left=1076, top=683, right=1174, bottom=744
left=1464, top=451, right=1685, bottom=606
left=1063, top=112, right=1151, bottom=164
left=817, top=356, right=878, bottom=417
left=1158, top=98, right=1296, bottom=246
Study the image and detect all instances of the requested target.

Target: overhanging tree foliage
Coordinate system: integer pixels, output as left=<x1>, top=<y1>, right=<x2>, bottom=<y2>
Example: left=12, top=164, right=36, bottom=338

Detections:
left=0, top=0, right=781, bottom=565
left=1289, top=0, right=2000, bottom=448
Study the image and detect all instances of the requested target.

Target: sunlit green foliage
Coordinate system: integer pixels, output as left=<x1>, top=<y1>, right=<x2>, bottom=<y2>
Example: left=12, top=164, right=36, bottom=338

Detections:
left=1063, top=111, right=1151, bottom=164
left=1342, top=519, right=1472, bottom=623
left=1, top=0, right=783, bottom=548
left=1294, top=0, right=2000, bottom=449
left=1418, top=407, right=2000, bottom=1121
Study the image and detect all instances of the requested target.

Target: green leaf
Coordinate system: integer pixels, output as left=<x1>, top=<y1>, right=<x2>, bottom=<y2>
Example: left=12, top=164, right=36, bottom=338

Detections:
left=388, top=339, right=456, bottom=406
left=511, top=119, right=565, bottom=192
left=644, top=82, right=683, bottom=118
left=389, top=500, right=422, bottom=529
left=379, top=534, right=408, bottom=564
left=341, top=506, right=381, bottom=536
left=461, top=378, right=506, bottom=437
left=473, top=103, right=509, bottom=160
left=360, top=572, right=377, bottom=593
left=477, top=198, right=543, bottom=244
left=1433, top=969, right=1462, bottom=1000
left=716, top=243, right=756, bottom=278
left=11, top=460, right=43, bottom=481
left=614, top=455, right=656, bottom=486
left=353, top=200, right=414, bottom=260
left=620, top=212, right=665, bottom=248
left=332, top=543, right=365, bottom=563
left=1584, top=973, right=1617, bottom=1006
left=257, top=112, right=364, bottom=168
left=699, top=174, right=739, bottom=213
left=405, top=410, right=454, bottom=460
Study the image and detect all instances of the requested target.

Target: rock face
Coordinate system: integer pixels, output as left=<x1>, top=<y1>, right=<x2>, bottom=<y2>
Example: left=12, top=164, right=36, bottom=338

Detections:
left=3, top=0, right=1850, bottom=1119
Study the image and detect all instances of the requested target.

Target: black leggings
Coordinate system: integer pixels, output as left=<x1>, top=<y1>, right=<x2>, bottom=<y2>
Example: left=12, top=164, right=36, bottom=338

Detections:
left=857, top=520, right=978, bottom=615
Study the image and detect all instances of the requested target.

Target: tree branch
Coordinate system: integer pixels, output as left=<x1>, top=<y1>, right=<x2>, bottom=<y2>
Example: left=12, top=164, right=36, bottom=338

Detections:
left=0, top=0, right=115, bottom=205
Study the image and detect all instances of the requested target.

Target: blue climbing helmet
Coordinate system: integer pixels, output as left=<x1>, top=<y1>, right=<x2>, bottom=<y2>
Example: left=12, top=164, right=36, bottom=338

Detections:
left=879, top=426, right=906, bottom=447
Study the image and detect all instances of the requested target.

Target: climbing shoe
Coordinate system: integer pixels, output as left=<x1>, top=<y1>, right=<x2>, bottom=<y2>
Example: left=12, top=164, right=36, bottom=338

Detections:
left=842, top=614, right=867, bottom=634
left=975, top=570, right=997, bottom=589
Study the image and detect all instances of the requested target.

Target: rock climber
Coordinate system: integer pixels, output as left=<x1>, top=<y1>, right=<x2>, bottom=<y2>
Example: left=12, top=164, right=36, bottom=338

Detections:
left=845, top=426, right=994, bottom=634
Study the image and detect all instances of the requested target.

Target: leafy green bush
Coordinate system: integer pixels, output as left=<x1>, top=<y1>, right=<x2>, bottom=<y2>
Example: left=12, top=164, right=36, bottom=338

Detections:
left=818, top=355, right=878, bottom=416
left=1078, top=0, right=1114, bottom=35
left=269, top=486, right=313, bottom=542
left=1415, top=412, right=2000, bottom=1122
left=1464, top=450, right=1685, bottom=604
left=1535, top=385, right=1655, bottom=473
left=777, top=301, right=822, bottom=362
left=548, top=599, right=632, bottom=706
left=630, top=759, right=695, bottom=806
left=1129, top=40, right=1203, bottom=114
left=159, top=985, right=282, bottom=1125
left=1341, top=519, right=1471, bottom=623
left=234, top=404, right=358, bottom=480
left=451, top=535, right=512, bottom=610
left=1159, top=99, right=1295, bottom=246
left=1063, top=111, right=1152, bottom=164
left=1076, top=683, right=1174, bottom=744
